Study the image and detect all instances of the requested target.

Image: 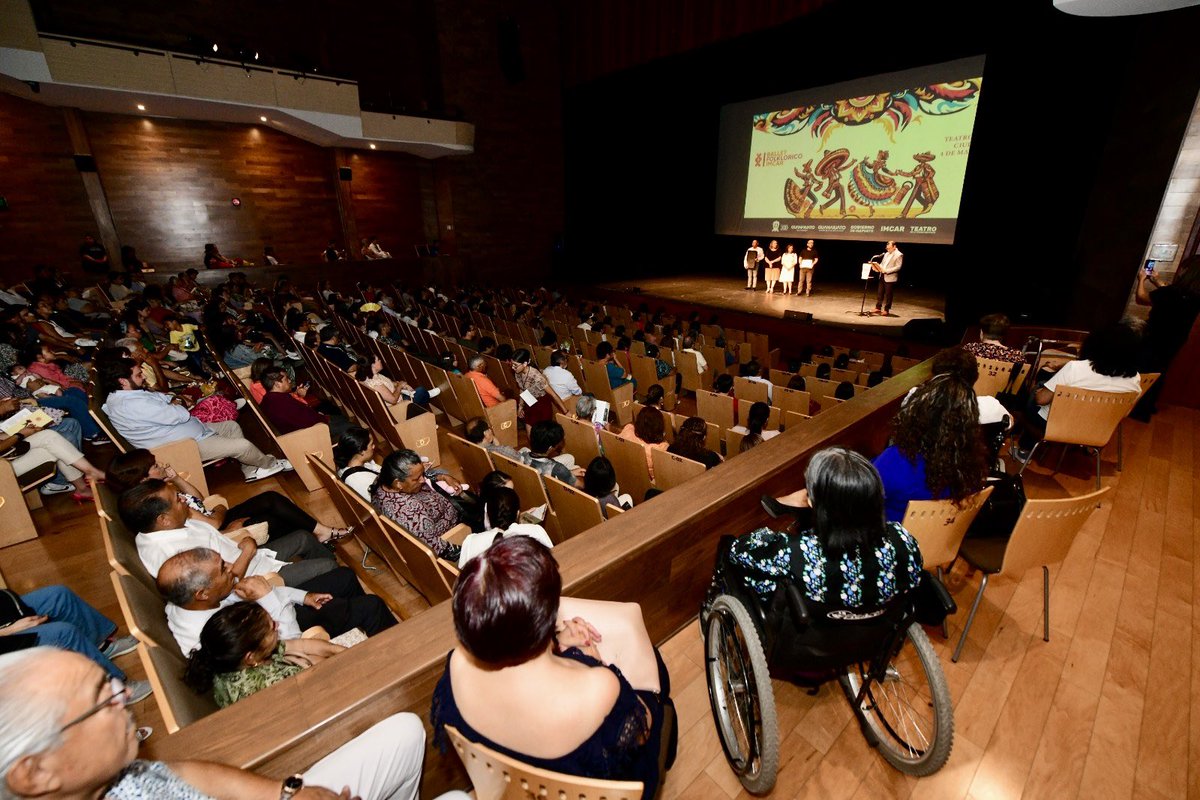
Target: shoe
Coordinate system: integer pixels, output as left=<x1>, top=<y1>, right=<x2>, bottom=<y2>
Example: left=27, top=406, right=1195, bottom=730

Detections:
left=245, top=460, right=289, bottom=482
left=39, top=482, right=74, bottom=496
left=85, top=434, right=112, bottom=446
left=234, top=398, right=247, bottom=409
left=71, top=492, right=94, bottom=505
left=125, top=680, right=153, bottom=706
left=101, top=634, right=139, bottom=659
left=322, top=526, right=355, bottom=550
left=285, top=352, right=305, bottom=361
left=761, top=494, right=802, bottom=518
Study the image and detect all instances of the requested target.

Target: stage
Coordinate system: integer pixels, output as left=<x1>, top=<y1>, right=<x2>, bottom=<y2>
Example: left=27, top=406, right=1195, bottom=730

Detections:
left=595, top=275, right=945, bottom=336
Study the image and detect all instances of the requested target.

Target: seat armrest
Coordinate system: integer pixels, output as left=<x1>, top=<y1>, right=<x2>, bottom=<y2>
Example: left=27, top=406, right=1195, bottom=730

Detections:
left=440, top=523, right=472, bottom=545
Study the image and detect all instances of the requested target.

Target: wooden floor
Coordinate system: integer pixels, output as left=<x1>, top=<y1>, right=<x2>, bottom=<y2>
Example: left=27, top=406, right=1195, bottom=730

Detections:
left=658, top=403, right=1200, bottom=800
left=2, top=403, right=1195, bottom=799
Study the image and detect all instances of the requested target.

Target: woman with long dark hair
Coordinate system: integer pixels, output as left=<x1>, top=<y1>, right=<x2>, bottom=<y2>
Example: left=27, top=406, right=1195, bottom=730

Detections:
left=667, top=416, right=722, bottom=469
left=184, top=602, right=343, bottom=707
left=875, top=368, right=989, bottom=521
left=734, top=447, right=923, bottom=610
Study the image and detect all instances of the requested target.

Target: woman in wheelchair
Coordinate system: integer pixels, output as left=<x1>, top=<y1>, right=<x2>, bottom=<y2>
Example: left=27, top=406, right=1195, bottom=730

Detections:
left=732, top=447, right=923, bottom=613
left=431, top=536, right=675, bottom=799
left=705, top=447, right=954, bottom=789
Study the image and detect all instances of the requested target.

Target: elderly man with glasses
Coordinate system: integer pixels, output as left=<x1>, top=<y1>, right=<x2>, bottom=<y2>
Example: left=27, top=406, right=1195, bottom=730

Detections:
left=0, top=648, right=450, bottom=800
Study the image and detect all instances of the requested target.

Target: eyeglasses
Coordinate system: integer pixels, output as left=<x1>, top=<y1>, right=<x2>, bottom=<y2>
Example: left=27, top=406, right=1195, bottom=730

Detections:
left=59, top=677, right=128, bottom=734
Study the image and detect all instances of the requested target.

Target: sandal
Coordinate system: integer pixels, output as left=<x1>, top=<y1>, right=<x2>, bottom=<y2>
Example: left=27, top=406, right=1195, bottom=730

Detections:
left=322, top=526, right=355, bottom=550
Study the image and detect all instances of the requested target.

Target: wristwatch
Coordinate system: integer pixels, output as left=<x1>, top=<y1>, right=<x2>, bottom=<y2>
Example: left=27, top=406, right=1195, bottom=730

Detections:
left=280, top=774, right=304, bottom=799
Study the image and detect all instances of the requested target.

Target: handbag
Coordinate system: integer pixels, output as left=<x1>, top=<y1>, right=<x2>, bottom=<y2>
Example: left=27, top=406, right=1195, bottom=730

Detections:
left=912, top=570, right=956, bottom=627
left=0, top=589, right=35, bottom=629
left=965, top=472, right=1027, bottom=540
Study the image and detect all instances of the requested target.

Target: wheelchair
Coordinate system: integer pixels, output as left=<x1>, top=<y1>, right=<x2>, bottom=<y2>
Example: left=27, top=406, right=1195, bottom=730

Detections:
left=701, top=535, right=956, bottom=794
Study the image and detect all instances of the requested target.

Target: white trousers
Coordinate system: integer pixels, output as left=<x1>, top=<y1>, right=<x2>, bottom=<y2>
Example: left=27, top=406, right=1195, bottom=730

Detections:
left=302, top=713, right=428, bottom=800
left=11, top=429, right=84, bottom=482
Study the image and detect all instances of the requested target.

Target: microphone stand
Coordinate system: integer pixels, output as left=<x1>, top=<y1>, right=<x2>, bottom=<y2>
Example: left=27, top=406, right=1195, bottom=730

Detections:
left=854, top=255, right=884, bottom=317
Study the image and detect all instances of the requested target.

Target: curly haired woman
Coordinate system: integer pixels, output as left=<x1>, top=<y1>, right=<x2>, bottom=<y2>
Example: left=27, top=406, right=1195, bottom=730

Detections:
left=873, top=369, right=989, bottom=522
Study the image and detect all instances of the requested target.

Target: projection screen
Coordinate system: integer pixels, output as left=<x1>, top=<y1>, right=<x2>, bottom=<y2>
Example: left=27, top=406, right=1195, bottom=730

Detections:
left=716, top=56, right=985, bottom=245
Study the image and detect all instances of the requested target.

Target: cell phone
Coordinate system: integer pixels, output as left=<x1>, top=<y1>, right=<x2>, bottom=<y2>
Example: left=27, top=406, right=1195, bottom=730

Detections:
left=1144, top=259, right=1155, bottom=274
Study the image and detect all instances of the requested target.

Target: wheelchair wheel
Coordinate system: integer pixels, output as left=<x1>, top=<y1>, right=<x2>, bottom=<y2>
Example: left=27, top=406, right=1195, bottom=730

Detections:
left=704, top=594, right=779, bottom=794
left=839, top=622, right=953, bottom=776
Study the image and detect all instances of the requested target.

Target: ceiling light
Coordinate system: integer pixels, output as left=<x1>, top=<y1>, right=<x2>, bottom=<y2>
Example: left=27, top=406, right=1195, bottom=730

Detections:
left=369, top=143, right=377, bottom=150
left=137, top=104, right=146, bottom=111
left=260, top=115, right=268, bottom=122
left=253, top=51, right=260, bottom=61
left=212, top=43, right=219, bottom=52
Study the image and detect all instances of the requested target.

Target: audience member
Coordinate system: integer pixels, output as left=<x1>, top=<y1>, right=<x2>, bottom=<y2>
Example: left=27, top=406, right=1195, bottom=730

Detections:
left=463, top=416, right=528, bottom=464
left=158, top=547, right=394, bottom=657
left=371, top=450, right=464, bottom=561
left=583, top=456, right=633, bottom=515
left=431, top=536, right=674, bottom=799
left=1013, top=323, right=1142, bottom=461
left=466, top=354, right=506, bottom=408
left=544, top=350, right=582, bottom=399
left=510, top=348, right=556, bottom=425
left=874, top=365, right=989, bottom=522
left=100, top=359, right=291, bottom=482
left=619, top=406, right=669, bottom=482
left=0, top=648, right=429, bottom=800
left=105, top=449, right=351, bottom=545
left=668, top=416, right=722, bottom=469
left=260, top=366, right=352, bottom=439
left=0, top=585, right=151, bottom=705
left=525, top=421, right=585, bottom=487
left=595, top=342, right=634, bottom=390
left=964, top=313, right=1024, bottom=364
left=119, top=479, right=337, bottom=586
left=335, top=426, right=381, bottom=500
left=1132, top=254, right=1200, bottom=420
left=731, top=401, right=779, bottom=449
left=457, top=487, right=553, bottom=566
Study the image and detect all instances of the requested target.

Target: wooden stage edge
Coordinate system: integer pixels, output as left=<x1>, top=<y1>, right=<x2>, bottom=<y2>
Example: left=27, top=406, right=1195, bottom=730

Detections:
left=593, top=275, right=946, bottom=339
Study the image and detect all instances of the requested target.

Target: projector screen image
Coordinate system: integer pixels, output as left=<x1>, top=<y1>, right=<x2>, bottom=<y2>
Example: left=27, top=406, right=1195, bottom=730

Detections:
left=716, top=56, right=985, bottom=245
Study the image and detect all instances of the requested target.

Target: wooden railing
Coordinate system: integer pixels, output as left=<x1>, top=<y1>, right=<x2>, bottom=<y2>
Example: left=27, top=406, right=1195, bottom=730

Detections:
left=149, top=356, right=931, bottom=796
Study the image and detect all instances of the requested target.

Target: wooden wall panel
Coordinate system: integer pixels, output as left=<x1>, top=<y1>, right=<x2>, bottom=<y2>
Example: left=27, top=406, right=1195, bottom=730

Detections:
left=84, top=114, right=344, bottom=270
left=345, top=151, right=426, bottom=256
left=0, top=93, right=97, bottom=282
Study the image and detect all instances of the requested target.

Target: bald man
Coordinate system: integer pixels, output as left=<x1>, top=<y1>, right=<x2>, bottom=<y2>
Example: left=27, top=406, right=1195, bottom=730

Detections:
left=158, top=548, right=395, bottom=656
left=0, top=648, right=442, bottom=799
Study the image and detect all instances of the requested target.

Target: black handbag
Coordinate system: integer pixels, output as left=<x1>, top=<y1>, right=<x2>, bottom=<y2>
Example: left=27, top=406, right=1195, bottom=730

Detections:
left=912, top=570, right=957, bottom=627
left=965, top=472, right=1027, bottom=540
left=0, top=589, right=34, bottom=628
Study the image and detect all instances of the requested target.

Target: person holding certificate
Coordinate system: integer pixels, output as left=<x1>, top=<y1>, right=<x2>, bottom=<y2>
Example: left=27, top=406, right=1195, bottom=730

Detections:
left=797, top=239, right=819, bottom=297
left=779, top=243, right=798, bottom=295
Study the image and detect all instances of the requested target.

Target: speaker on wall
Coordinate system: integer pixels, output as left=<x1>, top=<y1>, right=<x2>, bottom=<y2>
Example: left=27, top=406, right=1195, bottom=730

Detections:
left=338, top=167, right=352, bottom=181
left=73, top=155, right=97, bottom=172
left=498, top=17, right=525, bottom=84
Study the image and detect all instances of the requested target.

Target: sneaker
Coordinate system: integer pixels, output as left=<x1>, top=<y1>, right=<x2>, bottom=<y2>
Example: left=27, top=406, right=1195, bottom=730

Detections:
left=125, top=680, right=154, bottom=706
left=100, top=634, right=139, bottom=659
left=234, top=398, right=247, bottom=410
left=244, top=459, right=293, bottom=482
left=39, top=482, right=74, bottom=496
left=285, top=352, right=305, bottom=361
left=85, top=434, right=112, bottom=446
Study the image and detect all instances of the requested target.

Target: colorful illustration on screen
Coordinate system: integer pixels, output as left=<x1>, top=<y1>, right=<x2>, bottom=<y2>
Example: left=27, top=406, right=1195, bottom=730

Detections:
left=751, top=77, right=980, bottom=223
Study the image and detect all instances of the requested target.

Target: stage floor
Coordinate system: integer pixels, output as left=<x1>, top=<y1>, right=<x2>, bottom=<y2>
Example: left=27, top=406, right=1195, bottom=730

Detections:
left=596, top=275, right=945, bottom=333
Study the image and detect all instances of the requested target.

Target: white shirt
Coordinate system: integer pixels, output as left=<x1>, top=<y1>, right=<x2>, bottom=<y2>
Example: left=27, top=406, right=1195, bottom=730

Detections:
left=746, top=375, right=774, bottom=403
left=457, top=524, right=555, bottom=567
left=166, top=586, right=305, bottom=655
left=781, top=252, right=798, bottom=269
left=744, top=246, right=764, bottom=267
left=683, top=348, right=708, bottom=373
left=1039, top=360, right=1141, bottom=420
left=136, top=519, right=288, bottom=579
left=544, top=365, right=582, bottom=398
left=730, top=427, right=780, bottom=440
left=339, top=462, right=381, bottom=501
